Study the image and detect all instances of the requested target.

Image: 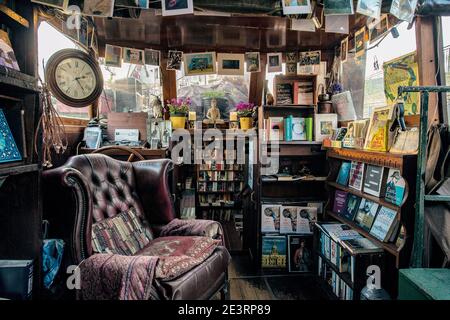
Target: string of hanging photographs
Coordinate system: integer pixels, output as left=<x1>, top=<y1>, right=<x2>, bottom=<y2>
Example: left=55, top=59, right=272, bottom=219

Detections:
left=103, top=46, right=326, bottom=77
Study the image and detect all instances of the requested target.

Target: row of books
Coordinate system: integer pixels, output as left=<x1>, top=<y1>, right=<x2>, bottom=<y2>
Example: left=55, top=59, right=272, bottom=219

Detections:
left=199, top=163, right=243, bottom=171
left=261, top=203, right=323, bottom=234
left=200, top=209, right=241, bottom=222
left=333, top=190, right=400, bottom=243
left=199, top=193, right=235, bottom=205
left=336, top=161, right=406, bottom=206
left=199, top=170, right=244, bottom=181
left=262, top=116, right=313, bottom=142
left=275, top=81, right=314, bottom=105
left=198, top=181, right=244, bottom=192
left=262, top=235, right=313, bottom=273
left=318, top=260, right=354, bottom=301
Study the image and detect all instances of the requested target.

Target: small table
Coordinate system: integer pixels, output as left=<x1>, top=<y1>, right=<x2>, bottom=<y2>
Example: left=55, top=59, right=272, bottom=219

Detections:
left=398, top=268, right=450, bottom=300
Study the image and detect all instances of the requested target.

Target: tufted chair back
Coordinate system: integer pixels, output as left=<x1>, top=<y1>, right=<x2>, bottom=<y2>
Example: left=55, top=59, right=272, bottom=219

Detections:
left=43, top=154, right=175, bottom=266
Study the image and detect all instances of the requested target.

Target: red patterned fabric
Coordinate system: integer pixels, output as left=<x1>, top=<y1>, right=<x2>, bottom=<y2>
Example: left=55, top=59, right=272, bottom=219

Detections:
left=79, top=254, right=159, bottom=300
left=138, top=236, right=221, bottom=281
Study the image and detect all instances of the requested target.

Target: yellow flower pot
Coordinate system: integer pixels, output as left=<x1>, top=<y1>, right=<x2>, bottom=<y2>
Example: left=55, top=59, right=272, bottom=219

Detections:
left=239, top=117, right=253, bottom=130
left=170, top=115, right=186, bottom=129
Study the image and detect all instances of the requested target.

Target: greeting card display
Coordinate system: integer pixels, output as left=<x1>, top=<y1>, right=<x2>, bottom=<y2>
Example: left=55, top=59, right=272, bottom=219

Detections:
left=0, top=109, right=22, bottom=164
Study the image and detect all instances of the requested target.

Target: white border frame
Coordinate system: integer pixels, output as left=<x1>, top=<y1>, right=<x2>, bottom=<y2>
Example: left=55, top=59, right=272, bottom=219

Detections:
left=82, top=0, right=115, bottom=17
left=282, top=0, right=312, bottom=15
left=161, top=0, right=194, bottom=16
left=145, top=49, right=161, bottom=67
left=245, top=52, right=261, bottom=73
left=123, top=47, right=145, bottom=65
left=105, top=44, right=123, bottom=68
left=217, top=53, right=245, bottom=76
left=267, top=52, right=283, bottom=73
left=183, top=52, right=217, bottom=76
left=314, top=113, right=338, bottom=142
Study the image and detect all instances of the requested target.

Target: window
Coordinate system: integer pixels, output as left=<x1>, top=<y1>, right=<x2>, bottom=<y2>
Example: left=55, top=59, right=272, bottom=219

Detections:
left=176, top=63, right=250, bottom=120
left=363, top=21, right=417, bottom=118
left=38, top=21, right=162, bottom=119
left=38, top=22, right=90, bottom=119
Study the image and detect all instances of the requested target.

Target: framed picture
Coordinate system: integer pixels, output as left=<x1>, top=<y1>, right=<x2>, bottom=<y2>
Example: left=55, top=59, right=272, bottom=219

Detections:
left=31, top=0, right=69, bottom=10
left=0, top=30, right=20, bottom=71
left=314, top=113, right=337, bottom=142
left=82, top=0, right=115, bottom=17
left=83, top=126, right=102, bottom=149
left=145, top=49, right=160, bottom=67
left=282, top=0, right=312, bottom=15
left=267, top=53, right=282, bottom=73
left=105, top=44, right=123, bottom=68
left=285, top=63, right=297, bottom=76
left=115, top=0, right=149, bottom=8
left=355, top=26, right=366, bottom=58
left=288, top=235, right=313, bottom=273
left=167, top=50, right=183, bottom=70
left=245, top=52, right=261, bottom=73
left=390, top=0, right=419, bottom=23
left=356, top=0, right=382, bottom=20
left=369, top=14, right=390, bottom=44
left=217, top=53, right=245, bottom=76
left=183, top=52, right=216, bottom=76
left=340, top=37, right=348, bottom=63
left=285, top=52, right=298, bottom=64
left=323, top=0, right=354, bottom=16
left=299, top=50, right=321, bottom=67
left=161, top=0, right=194, bottom=16
left=123, top=48, right=145, bottom=65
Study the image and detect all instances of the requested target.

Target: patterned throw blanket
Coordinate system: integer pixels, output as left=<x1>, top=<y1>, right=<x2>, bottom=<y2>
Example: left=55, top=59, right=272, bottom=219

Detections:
left=160, top=218, right=224, bottom=245
left=79, top=254, right=160, bottom=300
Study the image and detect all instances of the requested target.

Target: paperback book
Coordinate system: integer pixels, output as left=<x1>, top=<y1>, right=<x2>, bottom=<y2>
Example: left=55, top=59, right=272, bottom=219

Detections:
left=336, top=162, right=351, bottom=186
left=276, top=83, right=293, bottom=105
left=363, top=165, right=388, bottom=197
left=296, top=207, right=318, bottom=234
left=291, top=117, right=307, bottom=141
left=0, top=109, right=22, bottom=164
left=261, top=235, right=287, bottom=269
left=287, top=235, right=313, bottom=273
left=268, top=117, right=284, bottom=141
left=370, top=206, right=398, bottom=242
left=340, top=237, right=383, bottom=255
left=333, top=190, right=348, bottom=215
left=342, top=194, right=361, bottom=221
left=261, top=205, right=281, bottom=232
left=280, top=206, right=298, bottom=234
left=384, top=169, right=406, bottom=206
left=348, top=161, right=364, bottom=191
left=354, top=199, right=379, bottom=231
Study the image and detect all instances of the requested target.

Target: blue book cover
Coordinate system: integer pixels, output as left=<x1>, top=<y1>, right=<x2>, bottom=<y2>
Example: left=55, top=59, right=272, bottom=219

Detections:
left=336, top=162, right=351, bottom=186
left=0, top=109, right=22, bottom=164
left=384, top=169, right=406, bottom=206
left=284, top=116, right=293, bottom=141
left=341, top=194, right=361, bottom=221
left=370, top=206, right=398, bottom=242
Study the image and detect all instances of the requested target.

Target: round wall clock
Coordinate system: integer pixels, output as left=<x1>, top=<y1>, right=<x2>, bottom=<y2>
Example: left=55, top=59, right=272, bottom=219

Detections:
left=45, top=49, right=104, bottom=108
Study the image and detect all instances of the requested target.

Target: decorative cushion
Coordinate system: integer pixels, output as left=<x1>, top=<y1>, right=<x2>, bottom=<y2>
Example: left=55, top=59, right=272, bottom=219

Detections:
left=137, top=236, right=221, bottom=281
left=92, top=207, right=154, bottom=255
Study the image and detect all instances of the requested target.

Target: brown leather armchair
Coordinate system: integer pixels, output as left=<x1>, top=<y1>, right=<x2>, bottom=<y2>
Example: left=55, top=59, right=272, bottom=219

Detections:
left=43, top=154, right=230, bottom=300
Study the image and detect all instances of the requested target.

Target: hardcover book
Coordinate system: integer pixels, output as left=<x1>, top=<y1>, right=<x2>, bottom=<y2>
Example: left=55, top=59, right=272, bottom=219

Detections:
left=291, top=117, right=307, bottom=141
left=280, top=206, right=298, bottom=234
left=384, top=169, right=406, bottom=206
left=296, top=207, right=318, bottom=234
left=261, top=236, right=287, bottom=269
left=276, top=83, right=293, bottom=105
left=333, top=190, right=348, bottom=215
left=354, top=199, right=380, bottom=231
left=261, top=205, right=281, bottom=233
left=363, top=165, right=388, bottom=197
left=0, top=109, right=22, bottom=164
left=348, top=161, right=365, bottom=191
left=370, top=206, right=398, bottom=242
left=342, top=194, right=361, bottom=221
left=293, top=80, right=314, bottom=105
left=268, top=117, right=284, bottom=141
left=287, top=235, right=313, bottom=273
left=336, top=162, right=351, bottom=186
left=364, top=106, right=394, bottom=152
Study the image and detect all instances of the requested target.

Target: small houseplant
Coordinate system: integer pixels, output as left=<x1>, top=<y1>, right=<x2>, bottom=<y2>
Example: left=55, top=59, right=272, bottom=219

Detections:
left=236, top=102, right=255, bottom=130
left=166, top=98, right=191, bottom=129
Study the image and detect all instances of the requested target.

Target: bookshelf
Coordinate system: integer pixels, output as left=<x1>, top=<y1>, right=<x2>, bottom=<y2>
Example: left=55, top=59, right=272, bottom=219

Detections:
left=323, top=147, right=418, bottom=298
left=0, top=2, right=42, bottom=299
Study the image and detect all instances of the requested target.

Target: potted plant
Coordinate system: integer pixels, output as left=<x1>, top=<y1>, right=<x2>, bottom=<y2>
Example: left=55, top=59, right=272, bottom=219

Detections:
left=166, top=98, right=191, bottom=129
left=236, top=102, right=255, bottom=130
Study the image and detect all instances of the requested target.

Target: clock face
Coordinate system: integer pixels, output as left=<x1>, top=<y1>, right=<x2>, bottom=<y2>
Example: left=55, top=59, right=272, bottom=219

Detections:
left=55, top=58, right=97, bottom=100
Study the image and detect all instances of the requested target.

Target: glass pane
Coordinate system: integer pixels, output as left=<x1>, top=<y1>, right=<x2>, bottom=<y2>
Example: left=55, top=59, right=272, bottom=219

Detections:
left=176, top=63, right=250, bottom=120
left=38, top=22, right=90, bottom=119
left=363, top=21, right=417, bottom=118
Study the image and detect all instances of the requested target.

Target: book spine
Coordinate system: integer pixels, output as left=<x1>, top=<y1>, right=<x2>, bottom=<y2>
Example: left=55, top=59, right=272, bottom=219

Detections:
left=306, top=117, right=313, bottom=141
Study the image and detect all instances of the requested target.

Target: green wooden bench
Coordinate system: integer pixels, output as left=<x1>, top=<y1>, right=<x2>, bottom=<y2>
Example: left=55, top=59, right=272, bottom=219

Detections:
left=398, top=268, right=450, bottom=300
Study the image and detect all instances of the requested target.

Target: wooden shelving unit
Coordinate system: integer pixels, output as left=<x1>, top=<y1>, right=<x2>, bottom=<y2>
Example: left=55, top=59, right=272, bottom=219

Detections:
left=323, top=147, right=418, bottom=297
left=0, top=1, right=42, bottom=299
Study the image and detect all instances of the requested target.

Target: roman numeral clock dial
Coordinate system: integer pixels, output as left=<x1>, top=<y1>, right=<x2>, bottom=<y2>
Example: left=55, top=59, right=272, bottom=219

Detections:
left=45, top=49, right=104, bottom=108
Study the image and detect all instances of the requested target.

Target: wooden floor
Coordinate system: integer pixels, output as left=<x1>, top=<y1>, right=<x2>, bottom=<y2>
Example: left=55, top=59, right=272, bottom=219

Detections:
left=226, top=254, right=328, bottom=300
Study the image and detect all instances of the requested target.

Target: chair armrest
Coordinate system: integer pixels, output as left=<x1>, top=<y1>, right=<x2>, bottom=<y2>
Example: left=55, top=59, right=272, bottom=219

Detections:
left=159, top=219, right=224, bottom=244
left=132, top=159, right=176, bottom=226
